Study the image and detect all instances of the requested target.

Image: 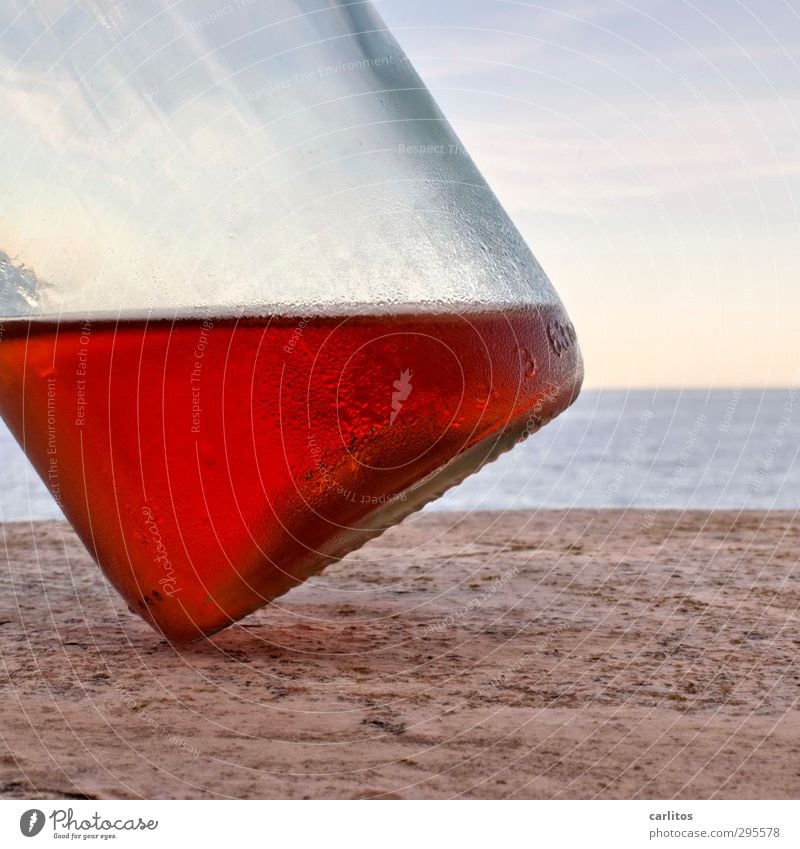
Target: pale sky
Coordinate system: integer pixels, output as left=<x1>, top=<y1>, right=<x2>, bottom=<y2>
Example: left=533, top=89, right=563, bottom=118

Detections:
left=376, top=0, right=799, bottom=388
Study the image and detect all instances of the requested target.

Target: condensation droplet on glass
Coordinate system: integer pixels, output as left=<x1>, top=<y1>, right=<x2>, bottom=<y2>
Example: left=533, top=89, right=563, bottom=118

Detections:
left=519, top=347, right=536, bottom=380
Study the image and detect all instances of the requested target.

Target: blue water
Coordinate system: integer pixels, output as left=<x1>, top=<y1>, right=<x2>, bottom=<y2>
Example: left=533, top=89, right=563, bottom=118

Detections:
left=432, top=388, right=799, bottom=512
left=1, top=389, right=797, bottom=521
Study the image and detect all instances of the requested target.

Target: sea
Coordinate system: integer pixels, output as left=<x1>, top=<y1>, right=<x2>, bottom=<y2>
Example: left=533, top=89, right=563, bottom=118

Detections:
left=0, top=389, right=797, bottom=521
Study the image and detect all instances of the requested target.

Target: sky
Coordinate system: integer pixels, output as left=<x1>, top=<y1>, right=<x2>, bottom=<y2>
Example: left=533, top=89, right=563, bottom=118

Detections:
left=375, top=0, right=799, bottom=388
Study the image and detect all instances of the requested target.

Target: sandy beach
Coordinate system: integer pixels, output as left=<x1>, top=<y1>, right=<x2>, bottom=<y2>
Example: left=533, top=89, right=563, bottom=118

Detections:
left=1, top=509, right=798, bottom=800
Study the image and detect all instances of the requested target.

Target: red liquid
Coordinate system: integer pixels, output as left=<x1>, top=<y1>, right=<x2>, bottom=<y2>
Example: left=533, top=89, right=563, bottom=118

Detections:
left=0, top=307, right=582, bottom=641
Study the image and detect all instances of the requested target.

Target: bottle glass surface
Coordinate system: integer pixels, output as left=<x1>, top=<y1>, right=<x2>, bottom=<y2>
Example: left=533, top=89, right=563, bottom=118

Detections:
left=0, top=0, right=583, bottom=640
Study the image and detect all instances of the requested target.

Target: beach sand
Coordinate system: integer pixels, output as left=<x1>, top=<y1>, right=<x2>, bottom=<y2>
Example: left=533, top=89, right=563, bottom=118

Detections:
left=1, top=509, right=798, bottom=800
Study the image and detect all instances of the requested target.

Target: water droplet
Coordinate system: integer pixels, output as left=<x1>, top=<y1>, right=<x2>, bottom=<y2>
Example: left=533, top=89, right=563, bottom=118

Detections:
left=519, top=348, right=536, bottom=380
left=474, top=387, right=490, bottom=408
